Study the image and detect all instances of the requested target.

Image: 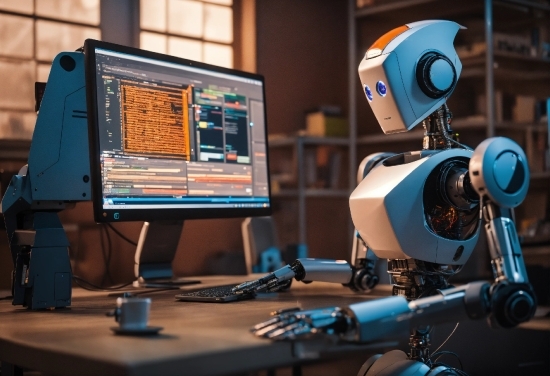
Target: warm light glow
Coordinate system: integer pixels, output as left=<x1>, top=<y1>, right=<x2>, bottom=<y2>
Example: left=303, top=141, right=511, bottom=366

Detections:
left=35, top=20, right=100, bottom=61
left=141, top=0, right=167, bottom=32
left=168, top=0, right=204, bottom=38
left=204, top=42, right=233, bottom=68
left=140, top=32, right=168, bottom=54
left=204, top=3, right=233, bottom=43
left=168, top=36, right=203, bottom=61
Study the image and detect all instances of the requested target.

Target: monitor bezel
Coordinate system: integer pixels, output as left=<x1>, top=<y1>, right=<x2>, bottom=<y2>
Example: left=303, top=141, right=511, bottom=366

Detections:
left=84, top=39, right=272, bottom=223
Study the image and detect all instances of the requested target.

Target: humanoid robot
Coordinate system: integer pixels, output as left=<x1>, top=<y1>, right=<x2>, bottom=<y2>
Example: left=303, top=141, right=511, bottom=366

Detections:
left=233, top=20, right=537, bottom=375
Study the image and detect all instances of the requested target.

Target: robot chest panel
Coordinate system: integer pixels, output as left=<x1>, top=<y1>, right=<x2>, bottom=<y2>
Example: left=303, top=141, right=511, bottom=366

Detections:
left=350, top=150, right=479, bottom=264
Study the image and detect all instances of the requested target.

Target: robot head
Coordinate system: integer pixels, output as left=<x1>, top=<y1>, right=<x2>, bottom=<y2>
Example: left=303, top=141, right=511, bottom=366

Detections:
left=358, top=20, right=465, bottom=134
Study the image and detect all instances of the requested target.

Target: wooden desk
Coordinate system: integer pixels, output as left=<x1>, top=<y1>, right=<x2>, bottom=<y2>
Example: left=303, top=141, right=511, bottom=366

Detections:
left=0, top=277, right=397, bottom=376
left=1, top=276, right=549, bottom=376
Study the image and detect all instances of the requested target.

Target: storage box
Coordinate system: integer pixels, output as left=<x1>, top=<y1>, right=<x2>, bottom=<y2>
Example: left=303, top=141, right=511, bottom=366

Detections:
left=306, top=112, right=348, bottom=137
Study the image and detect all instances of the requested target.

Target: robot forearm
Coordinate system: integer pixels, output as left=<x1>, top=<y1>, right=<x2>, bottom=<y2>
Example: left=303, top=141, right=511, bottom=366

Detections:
left=343, top=282, right=490, bottom=342
left=233, top=258, right=354, bottom=294
left=253, top=282, right=492, bottom=342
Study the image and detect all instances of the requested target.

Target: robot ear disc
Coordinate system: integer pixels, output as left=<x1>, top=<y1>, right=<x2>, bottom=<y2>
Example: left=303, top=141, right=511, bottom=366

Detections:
left=416, top=51, right=456, bottom=99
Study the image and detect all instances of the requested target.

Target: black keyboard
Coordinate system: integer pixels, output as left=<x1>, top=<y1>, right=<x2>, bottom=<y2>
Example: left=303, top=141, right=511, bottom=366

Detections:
left=175, top=284, right=255, bottom=303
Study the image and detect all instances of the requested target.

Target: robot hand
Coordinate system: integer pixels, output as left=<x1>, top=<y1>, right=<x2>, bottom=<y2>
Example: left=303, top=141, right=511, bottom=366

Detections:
left=233, top=264, right=296, bottom=294
left=233, top=258, right=356, bottom=294
left=251, top=306, right=355, bottom=340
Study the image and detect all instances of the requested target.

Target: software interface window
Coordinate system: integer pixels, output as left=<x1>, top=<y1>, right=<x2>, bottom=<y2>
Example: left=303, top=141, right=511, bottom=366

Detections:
left=94, top=49, right=269, bottom=210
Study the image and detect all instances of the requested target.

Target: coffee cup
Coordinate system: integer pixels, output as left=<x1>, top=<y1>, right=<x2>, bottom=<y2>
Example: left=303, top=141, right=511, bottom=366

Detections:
left=114, top=297, right=151, bottom=331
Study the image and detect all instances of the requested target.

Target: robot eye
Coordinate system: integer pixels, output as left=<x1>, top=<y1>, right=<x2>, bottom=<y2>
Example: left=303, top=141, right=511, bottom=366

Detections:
left=364, top=84, right=373, bottom=102
left=376, top=81, right=387, bottom=97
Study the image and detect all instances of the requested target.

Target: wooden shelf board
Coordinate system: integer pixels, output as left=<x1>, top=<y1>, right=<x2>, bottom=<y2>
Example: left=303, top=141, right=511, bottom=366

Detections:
left=273, top=189, right=350, bottom=198
left=355, top=0, right=438, bottom=17
left=268, top=135, right=350, bottom=148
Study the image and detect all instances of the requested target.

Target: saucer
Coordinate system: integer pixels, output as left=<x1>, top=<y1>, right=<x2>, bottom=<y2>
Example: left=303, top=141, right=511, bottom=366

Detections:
left=110, top=326, right=163, bottom=336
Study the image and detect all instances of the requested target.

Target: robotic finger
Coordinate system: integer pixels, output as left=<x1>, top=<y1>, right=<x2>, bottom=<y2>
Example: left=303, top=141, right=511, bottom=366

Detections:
left=251, top=306, right=353, bottom=340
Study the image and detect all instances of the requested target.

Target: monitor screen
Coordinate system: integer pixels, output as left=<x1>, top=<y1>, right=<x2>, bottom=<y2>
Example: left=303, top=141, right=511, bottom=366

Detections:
left=84, top=39, right=271, bottom=222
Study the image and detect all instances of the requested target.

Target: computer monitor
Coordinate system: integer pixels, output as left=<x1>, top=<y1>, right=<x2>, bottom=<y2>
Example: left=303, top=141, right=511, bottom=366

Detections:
left=84, top=39, right=272, bottom=286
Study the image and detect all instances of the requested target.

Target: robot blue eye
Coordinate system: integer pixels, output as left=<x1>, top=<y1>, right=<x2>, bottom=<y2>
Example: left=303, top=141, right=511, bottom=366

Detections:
left=376, top=81, right=387, bottom=97
left=364, top=85, right=373, bottom=102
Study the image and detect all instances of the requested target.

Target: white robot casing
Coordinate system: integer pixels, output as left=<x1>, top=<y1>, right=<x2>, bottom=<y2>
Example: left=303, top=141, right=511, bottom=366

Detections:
left=358, top=20, right=464, bottom=134
left=349, top=149, right=480, bottom=264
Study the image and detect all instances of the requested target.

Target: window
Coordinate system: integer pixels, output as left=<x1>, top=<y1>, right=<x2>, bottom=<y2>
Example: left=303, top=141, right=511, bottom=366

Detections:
left=140, top=0, right=234, bottom=68
left=0, top=0, right=101, bottom=139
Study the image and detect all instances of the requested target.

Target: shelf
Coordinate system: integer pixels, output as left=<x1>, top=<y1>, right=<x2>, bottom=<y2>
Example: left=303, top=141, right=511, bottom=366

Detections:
left=355, top=0, right=438, bottom=17
left=268, top=135, right=350, bottom=148
left=461, top=52, right=550, bottom=80
left=273, top=188, right=350, bottom=198
left=452, top=118, right=549, bottom=132
left=531, top=171, right=550, bottom=181
left=0, top=139, right=31, bottom=161
left=356, top=131, right=424, bottom=145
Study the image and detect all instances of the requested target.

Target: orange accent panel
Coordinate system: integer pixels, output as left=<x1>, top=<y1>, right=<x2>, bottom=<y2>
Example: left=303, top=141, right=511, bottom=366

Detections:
left=368, top=25, right=409, bottom=52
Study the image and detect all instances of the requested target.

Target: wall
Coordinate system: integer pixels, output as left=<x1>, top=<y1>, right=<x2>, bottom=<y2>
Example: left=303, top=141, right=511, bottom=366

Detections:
left=256, top=0, right=349, bottom=136
left=256, top=0, right=351, bottom=260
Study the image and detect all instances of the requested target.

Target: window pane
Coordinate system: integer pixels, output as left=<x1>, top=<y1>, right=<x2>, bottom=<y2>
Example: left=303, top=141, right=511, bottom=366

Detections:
left=0, top=14, right=33, bottom=59
left=202, top=0, right=232, bottom=7
left=36, top=21, right=100, bottom=62
left=0, top=110, right=36, bottom=139
left=203, top=42, right=232, bottom=68
left=141, top=0, right=167, bottom=32
left=167, top=0, right=203, bottom=38
left=0, top=59, right=35, bottom=110
left=168, top=36, right=202, bottom=61
left=0, top=0, right=33, bottom=14
left=36, top=0, right=100, bottom=26
left=140, top=32, right=167, bottom=54
left=37, top=64, right=52, bottom=83
left=204, top=4, right=232, bottom=43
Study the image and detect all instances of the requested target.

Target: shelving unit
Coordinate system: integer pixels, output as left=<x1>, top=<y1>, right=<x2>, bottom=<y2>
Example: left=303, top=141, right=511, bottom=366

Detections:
left=269, top=135, right=350, bottom=245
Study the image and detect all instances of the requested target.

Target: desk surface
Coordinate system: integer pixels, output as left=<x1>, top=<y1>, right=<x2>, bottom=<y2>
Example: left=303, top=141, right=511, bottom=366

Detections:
left=0, top=276, right=397, bottom=376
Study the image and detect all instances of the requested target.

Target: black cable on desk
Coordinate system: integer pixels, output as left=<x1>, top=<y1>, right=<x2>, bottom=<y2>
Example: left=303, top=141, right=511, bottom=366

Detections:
left=73, top=275, right=132, bottom=291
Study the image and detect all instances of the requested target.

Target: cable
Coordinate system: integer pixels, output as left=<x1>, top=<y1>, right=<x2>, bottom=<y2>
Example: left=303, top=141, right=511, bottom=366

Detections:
left=73, top=275, right=132, bottom=291
left=431, top=322, right=459, bottom=355
left=106, top=223, right=138, bottom=246
left=99, top=224, right=114, bottom=286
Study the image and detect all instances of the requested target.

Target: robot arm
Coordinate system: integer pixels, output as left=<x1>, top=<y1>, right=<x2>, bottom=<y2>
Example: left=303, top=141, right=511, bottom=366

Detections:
left=233, top=258, right=355, bottom=294
left=233, top=153, right=396, bottom=296
left=252, top=281, right=490, bottom=342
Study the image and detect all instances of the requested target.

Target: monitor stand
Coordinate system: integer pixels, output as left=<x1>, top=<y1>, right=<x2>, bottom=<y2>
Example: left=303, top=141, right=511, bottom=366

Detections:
left=133, top=220, right=200, bottom=288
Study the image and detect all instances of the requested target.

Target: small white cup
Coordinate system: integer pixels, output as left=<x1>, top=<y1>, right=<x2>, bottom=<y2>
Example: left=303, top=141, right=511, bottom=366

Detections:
left=115, top=297, right=151, bottom=330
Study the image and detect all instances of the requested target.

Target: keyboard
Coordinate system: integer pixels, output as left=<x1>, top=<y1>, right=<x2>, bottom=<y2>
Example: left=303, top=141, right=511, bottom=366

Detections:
left=175, top=284, right=255, bottom=303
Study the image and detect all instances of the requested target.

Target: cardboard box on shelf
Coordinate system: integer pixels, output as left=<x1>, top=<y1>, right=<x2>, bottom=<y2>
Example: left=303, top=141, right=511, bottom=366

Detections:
left=513, top=95, right=536, bottom=123
left=306, top=112, right=348, bottom=138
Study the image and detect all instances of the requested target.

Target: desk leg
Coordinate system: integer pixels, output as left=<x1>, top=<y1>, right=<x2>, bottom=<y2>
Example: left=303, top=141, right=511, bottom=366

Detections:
left=1, top=361, right=23, bottom=376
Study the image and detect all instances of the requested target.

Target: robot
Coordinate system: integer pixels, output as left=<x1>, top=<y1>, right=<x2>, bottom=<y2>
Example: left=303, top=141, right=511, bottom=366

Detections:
left=233, top=21, right=537, bottom=375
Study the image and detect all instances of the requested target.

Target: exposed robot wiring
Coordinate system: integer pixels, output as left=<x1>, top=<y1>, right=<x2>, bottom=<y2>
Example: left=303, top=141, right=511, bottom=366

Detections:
left=431, top=322, right=459, bottom=355
left=447, top=137, right=473, bottom=151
